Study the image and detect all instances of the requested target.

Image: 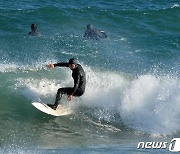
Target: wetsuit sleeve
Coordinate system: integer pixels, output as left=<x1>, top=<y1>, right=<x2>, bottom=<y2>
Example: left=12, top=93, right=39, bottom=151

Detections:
left=101, top=31, right=107, bottom=38
left=72, top=74, right=80, bottom=95
left=84, top=31, right=88, bottom=37
left=54, top=63, right=69, bottom=67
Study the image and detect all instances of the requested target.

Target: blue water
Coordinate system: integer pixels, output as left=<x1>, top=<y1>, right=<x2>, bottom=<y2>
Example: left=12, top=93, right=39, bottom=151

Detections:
left=0, top=0, right=180, bottom=153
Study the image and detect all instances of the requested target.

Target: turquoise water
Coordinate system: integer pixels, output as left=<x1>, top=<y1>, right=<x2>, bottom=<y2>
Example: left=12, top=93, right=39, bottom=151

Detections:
left=0, top=0, right=180, bottom=153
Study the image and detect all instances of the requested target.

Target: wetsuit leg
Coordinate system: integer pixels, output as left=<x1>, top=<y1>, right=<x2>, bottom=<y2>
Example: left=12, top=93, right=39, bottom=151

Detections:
left=48, top=88, right=73, bottom=110
left=73, top=89, right=84, bottom=97
left=55, top=88, right=73, bottom=104
left=48, top=88, right=84, bottom=110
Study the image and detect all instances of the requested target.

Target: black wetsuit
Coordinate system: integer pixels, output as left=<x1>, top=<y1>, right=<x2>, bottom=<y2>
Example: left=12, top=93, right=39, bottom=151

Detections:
left=53, top=63, right=86, bottom=106
left=84, top=29, right=107, bottom=40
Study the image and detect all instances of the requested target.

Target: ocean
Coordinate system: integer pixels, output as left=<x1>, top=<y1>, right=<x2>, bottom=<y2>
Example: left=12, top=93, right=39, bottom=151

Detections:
left=0, top=0, right=180, bottom=153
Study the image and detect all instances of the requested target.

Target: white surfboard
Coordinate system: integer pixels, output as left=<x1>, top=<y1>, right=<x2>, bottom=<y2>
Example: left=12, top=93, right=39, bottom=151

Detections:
left=32, top=102, right=72, bottom=116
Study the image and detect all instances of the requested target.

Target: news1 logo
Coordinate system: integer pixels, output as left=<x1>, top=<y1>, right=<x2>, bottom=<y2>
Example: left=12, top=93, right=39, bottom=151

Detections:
left=137, top=138, right=180, bottom=152
left=169, top=138, right=180, bottom=152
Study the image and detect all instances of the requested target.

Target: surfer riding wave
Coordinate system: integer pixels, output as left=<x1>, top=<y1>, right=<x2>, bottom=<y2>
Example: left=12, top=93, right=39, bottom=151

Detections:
left=47, top=58, right=86, bottom=110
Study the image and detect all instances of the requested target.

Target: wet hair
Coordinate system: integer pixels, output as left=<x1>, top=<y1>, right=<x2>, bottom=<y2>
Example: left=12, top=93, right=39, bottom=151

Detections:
left=87, top=24, right=93, bottom=30
left=69, top=58, right=77, bottom=65
left=31, top=24, right=37, bottom=31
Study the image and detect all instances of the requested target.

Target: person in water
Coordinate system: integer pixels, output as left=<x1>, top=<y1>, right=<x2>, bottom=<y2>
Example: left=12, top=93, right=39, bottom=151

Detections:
left=84, top=24, right=107, bottom=40
left=28, top=24, right=40, bottom=36
left=48, top=58, right=86, bottom=110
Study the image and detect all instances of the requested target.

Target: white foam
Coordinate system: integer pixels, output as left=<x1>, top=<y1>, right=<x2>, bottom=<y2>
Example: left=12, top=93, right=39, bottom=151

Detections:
left=121, top=75, right=180, bottom=135
left=81, top=68, right=180, bottom=135
left=171, top=4, right=179, bottom=8
left=16, top=78, right=57, bottom=101
left=14, top=64, right=180, bottom=135
left=0, top=63, right=18, bottom=72
left=15, top=63, right=73, bottom=103
left=0, top=59, right=57, bottom=73
left=82, top=67, right=128, bottom=108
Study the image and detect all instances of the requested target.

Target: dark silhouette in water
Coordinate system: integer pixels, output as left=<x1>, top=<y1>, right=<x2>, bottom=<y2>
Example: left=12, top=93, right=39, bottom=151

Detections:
left=84, top=24, right=107, bottom=40
left=28, top=24, right=40, bottom=36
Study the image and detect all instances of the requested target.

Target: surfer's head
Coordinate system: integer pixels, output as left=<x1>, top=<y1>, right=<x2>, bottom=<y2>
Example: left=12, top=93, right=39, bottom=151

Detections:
left=69, top=58, right=77, bottom=70
left=87, top=24, right=93, bottom=30
left=31, top=24, right=37, bottom=32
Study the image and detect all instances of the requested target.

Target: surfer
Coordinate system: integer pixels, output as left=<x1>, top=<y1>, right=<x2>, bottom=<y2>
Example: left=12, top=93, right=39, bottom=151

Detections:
left=84, top=24, right=107, bottom=40
left=28, top=24, right=40, bottom=36
left=47, top=58, right=86, bottom=110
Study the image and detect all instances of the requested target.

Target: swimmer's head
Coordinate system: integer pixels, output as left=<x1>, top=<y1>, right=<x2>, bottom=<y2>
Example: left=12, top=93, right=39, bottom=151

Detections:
left=87, top=24, right=93, bottom=30
left=31, top=24, right=37, bottom=31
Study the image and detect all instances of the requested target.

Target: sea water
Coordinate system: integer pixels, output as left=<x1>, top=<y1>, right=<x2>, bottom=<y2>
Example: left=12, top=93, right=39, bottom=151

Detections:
left=0, top=0, right=179, bottom=153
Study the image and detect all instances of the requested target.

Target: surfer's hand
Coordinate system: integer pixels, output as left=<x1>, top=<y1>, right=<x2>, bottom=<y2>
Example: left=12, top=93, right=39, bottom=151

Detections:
left=68, top=95, right=73, bottom=101
left=48, top=64, right=54, bottom=69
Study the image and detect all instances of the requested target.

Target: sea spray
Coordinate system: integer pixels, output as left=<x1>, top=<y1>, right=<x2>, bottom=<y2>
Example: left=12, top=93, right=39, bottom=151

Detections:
left=121, top=75, right=180, bottom=135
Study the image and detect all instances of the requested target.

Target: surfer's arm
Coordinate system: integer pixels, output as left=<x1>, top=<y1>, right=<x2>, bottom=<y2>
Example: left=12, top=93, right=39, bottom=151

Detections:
left=84, top=31, right=88, bottom=37
left=54, top=63, right=69, bottom=67
left=100, top=31, right=108, bottom=38
left=48, top=63, right=69, bottom=69
left=67, top=75, right=80, bottom=101
left=72, top=74, right=80, bottom=95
